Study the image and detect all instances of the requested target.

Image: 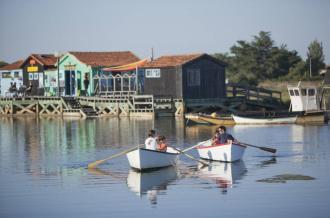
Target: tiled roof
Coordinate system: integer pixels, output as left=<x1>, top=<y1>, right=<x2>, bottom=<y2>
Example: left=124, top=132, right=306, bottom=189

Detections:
left=0, top=60, right=24, bottom=71
left=69, top=51, right=140, bottom=67
left=142, top=53, right=205, bottom=68
left=31, top=54, right=57, bottom=66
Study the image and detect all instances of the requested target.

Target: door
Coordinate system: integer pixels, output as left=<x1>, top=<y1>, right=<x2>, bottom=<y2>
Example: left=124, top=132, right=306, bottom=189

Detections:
left=65, top=70, right=75, bottom=96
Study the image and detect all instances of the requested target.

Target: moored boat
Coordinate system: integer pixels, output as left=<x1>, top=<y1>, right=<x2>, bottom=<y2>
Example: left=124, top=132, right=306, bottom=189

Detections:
left=185, top=113, right=210, bottom=125
left=198, top=114, right=235, bottom=125
left=232, top=114, right=297, bottom=124
left=126, top=147, right=179, bottom=171
left=196, top=140, right=246, bottom=162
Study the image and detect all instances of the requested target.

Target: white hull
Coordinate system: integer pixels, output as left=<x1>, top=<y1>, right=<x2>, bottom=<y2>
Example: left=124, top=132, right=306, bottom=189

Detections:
left=126, top=147, right=179, bottom=170
left=196, top=140, right=246, bottom=162
left=232, top=114, right=297, bottom=124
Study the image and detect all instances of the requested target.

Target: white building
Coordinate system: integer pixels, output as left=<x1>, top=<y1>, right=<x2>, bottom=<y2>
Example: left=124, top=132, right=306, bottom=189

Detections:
left=0, top=60, right=24, bottom=97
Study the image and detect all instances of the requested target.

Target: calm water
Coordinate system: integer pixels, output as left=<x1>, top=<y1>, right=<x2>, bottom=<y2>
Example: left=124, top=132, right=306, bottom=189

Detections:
left=0, top=117, right=329, bottom=218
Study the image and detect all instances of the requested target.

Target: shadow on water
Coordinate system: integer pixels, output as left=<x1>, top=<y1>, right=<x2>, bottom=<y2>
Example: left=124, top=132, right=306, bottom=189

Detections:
left=257, top=174, right=316, bottom=183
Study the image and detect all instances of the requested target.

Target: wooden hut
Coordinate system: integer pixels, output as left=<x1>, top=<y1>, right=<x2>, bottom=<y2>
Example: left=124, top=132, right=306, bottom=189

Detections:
left=21, top=54, right=57, bottom=96
left=141, top=53, right=226, bottom=99
left=59, top=51, right=140, bottom=96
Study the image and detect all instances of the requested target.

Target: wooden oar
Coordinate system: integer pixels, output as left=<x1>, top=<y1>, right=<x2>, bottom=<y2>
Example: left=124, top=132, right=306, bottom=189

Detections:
left=182, top=139, right=211, bottom=152
left=170, top=146, right=209, bottom=166
left=238, top=142, right=277, bottom=154
left=87, top=144, right=141, bottom=169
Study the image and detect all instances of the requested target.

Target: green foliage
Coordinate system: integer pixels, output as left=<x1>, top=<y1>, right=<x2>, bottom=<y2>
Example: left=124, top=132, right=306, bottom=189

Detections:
left=307, top=39, right=325, bottom=77
left=213, top=31, right=325, bottom=86
left=0, top=61, right=8, bottom=68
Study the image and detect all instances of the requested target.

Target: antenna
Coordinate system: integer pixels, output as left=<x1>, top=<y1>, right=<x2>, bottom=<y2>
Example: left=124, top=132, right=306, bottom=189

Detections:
left=151, top=47, right=154, bottom=61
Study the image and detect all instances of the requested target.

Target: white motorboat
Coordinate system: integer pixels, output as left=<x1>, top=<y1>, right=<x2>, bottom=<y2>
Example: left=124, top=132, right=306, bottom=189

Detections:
left=126, top=147, right=179, bottom=171
left=196, top=140, right=246, bottom=162
left=232, top=114, right=297, bottom=124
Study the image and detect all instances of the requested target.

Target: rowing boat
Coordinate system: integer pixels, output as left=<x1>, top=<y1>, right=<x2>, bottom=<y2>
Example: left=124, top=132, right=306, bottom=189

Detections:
left=198, top=114, right=235, bottom=125
left=126, top=147, right=179, bottom=171
left=196, top=140, right=246, bottom=162
left=185, top=113, right=210, bottom=125
left=232, top=114, right=297, bottom=124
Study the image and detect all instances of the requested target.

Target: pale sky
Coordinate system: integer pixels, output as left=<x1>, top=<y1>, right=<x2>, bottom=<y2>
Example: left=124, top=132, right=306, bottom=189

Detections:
left=1, top=0, right=330, bottom=63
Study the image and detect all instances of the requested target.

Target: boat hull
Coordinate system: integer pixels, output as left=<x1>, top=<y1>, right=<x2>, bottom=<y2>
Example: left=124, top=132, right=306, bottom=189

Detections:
left=232, top=114, right=297, bottom=124
left=198, top=115, right=235, bottom=125
left=196, top=140, right=246, bottom=162
left=126, top=148, right=179, bottom=171
left=185, top=113, right=210, bottom=124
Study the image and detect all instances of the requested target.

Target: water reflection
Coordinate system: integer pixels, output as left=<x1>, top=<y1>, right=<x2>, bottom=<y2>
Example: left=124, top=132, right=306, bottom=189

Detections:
left=127, top=167, right=179, bottom=204
left=197, top=161, right=247, bottom=193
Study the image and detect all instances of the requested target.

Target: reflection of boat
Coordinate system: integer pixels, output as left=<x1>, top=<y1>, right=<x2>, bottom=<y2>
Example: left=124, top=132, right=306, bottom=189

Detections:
left=126, top=147, right=179, bottom=171
left=196, top=140, right=246, bottom=162
left=127, top=166, right=178, bottom=196
left=185, top=113, right=210, bottom=124
left=198, top=161, right=246, bottom=190
left=232, top=114, right=297, bottom=124
left=198, top=114, right=235, bottom=125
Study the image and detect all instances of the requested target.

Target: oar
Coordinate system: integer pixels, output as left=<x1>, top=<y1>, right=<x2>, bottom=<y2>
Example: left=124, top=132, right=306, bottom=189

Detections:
left=170, top=146, right=209, bottom=166
left=87, top=144, right=141, bottom=169
left=182, top=139, right=211, bottom=152
left=238, top=142, right=277, bottom=154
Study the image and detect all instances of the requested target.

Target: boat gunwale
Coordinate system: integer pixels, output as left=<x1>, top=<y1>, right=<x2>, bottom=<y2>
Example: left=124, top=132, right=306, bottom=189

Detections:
left=196, top=143, right=246, bottom=150
left=138, top=148, right=179, bottom=156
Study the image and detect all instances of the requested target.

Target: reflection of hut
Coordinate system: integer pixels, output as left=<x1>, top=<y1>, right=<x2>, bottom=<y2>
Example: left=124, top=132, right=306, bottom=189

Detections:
left=59, top=51, right=140, bottom=96
left=0, top=60, right=24, bottom=96
left=21, top=54, right=57, bottom=96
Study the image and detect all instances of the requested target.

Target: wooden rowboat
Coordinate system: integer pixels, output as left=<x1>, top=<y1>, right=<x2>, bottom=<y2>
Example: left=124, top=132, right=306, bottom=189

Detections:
left=232, top=114, right=297, bottom=124
left=198, top=114, right=235, bottom=125
left=126, top=147, right=179, bottom=171
left=196, top=140, right=246, bottom=162
left=185, top=113, right=210, bottom=125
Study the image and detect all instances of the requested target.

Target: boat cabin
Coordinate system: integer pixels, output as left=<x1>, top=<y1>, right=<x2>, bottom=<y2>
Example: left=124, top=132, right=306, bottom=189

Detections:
left=287, top=82, right=320, bottom=112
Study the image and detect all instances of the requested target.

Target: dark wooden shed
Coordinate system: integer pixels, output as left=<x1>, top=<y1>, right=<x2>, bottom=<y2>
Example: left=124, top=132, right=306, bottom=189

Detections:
left=141, top=53, right=226, bottom=99
left=21, top=54, right=57, bottom=96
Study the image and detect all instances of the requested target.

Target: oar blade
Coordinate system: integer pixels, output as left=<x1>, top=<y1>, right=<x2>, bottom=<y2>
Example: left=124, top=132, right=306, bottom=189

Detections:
left=88, top=159, right=106, bottom=169
left=260, top=146, right=277, bottom=154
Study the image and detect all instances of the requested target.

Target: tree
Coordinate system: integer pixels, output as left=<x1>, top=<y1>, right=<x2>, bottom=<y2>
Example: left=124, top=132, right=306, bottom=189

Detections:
left=307, top=39, right=325, bottom=78
left=0, top=61, right=8, bottom=68
left=213, top=31, right=305, bottom=85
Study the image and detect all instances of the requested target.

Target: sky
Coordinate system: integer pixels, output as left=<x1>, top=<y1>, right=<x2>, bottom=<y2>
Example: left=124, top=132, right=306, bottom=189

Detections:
left=1, top=0, right=330, bottom=64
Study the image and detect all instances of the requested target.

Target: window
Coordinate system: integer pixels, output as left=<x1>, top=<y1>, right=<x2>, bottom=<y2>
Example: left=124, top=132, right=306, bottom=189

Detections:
left=308, top=89, right=315, bottom=96
left=187, top=69, right=200, bottom=86
left=301, top=89, right=307, bottom=96
left=289, top=89, right=294, bottom=96
left=145, top=69, right=161, bottom=78
left=294, top=89, right=300, bottom=96
left=14, top=71, right=20, bottom=78
left=1, top=72, right=11, bottom=78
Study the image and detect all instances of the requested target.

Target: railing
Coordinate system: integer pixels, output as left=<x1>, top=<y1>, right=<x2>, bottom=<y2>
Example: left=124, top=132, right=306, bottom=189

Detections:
left=226, top=83, right=282, bottom=104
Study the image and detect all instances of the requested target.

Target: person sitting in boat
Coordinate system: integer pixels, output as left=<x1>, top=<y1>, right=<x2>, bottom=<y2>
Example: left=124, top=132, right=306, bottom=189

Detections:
left=217, top=126, right=235, bottom=144
left=157, top=135, right=168, bottom=152
left=145, top=129, right=157, bottom=150
left=212, top=130, right=220, bottom=145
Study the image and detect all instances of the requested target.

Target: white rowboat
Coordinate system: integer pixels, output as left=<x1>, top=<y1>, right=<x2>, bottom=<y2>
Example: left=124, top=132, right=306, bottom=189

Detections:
left=196, top=140, right=246, bottom=162
left=232, top=114, right=297, bottom=124
left=126, top=147, right=179, bottom=171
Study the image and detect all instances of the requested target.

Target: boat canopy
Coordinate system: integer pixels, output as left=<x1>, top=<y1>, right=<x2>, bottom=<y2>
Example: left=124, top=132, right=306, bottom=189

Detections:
left=102, top=59, right=148, bottom=72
